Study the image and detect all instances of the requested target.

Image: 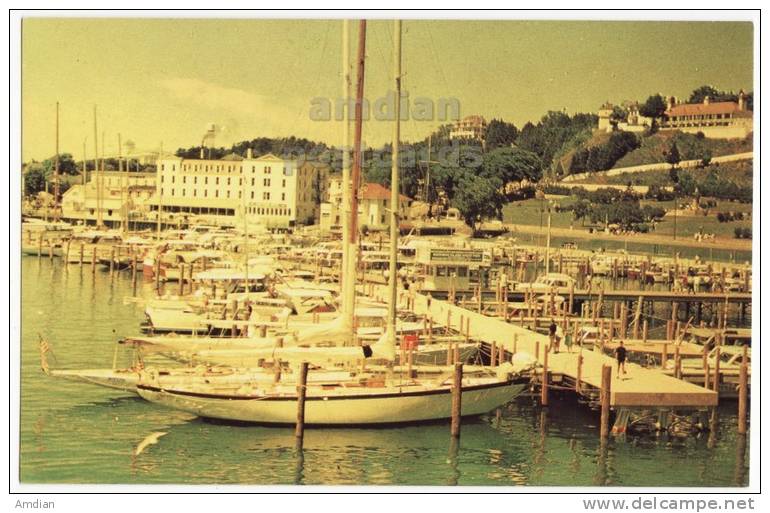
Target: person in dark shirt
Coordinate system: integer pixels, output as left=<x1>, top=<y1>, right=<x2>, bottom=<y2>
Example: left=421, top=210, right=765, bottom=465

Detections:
left=548, top=319, right=560, bottom=353
left=615, top=340, right=628, bottom=378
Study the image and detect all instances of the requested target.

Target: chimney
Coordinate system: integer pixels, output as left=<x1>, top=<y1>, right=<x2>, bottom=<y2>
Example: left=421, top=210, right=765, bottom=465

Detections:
left=247, top=148, right=253, bottom=159
left=738, top=90, right=746, bottom=111
left=200, top=147, right=205, bottom=159
left=667, top=96, right=676, bottom=110
left=703, top=96, right=710, bottom=105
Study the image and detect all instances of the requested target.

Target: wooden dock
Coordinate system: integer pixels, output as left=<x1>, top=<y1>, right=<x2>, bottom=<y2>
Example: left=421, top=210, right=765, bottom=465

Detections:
left=407, top=292, right=718, bottom=408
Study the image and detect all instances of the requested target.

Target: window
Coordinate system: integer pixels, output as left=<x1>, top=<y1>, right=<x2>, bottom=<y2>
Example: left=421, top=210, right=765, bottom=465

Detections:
left=263, top=192, right=270, bottom=200
left=252, top=166, right=255, bottom=173
left=193, top=189, right=197, bottom=197
left=227, top=191, right=230, bottom=198
left=161, top=175, right=164, bottom=183
left=216, top=177, right=219, bottom=185
left=282, top=179, right=286, bottom=187
left=264, top=166, right=271, bottom=174
left=194, top=176, right=197, bottom=184
left=171, top=176, right=175, bottom=184
left=264, top=178, right=271, bottom=186
left=215, top=190, right=219, bottom=198
left=251, top=178, right=255, bottom=186
left=381, top=214, right=386, bottom=224
left=251, top=191, right=255, bottom=199
left=182, top=189, right=186, bottom=197
left=182, top=176, right=186, bottom=184
left=161, top=188, right=164, bottom=195
left=204, top=190, right=208, bottom=197
left=227, top=178, right=231, bottom=185
left=205, top=177, right=208, bottom=185
left=161, top=164, right=165, bottom=171
left=281, top=193, right=286, bottom=201
left=171, top=189, right=175, bottom=196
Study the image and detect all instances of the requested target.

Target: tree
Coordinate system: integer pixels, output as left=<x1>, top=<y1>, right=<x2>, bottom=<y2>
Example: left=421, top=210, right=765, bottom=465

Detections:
left=639, top=94, right=668, bottom=132
left=481, top=147, right=542, bottom=190
left=688, top=85, right=722, bottom=104
left=609, top=105, right=628, bottom=129
left=24, top=168, right=46, bottom=196
left=42, top=153, right=80, bottom=176
left=451, top=174, right=505, bottom=233
left=666, top=141, right=681, bottom=183
left=485, top=119, right=519, bottom=150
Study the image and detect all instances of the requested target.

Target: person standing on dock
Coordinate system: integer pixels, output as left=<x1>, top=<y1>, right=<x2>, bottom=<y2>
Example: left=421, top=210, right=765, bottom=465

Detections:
left=549, top=319, right=560, bottom=353
left=615, top=340, right=628, bottom=378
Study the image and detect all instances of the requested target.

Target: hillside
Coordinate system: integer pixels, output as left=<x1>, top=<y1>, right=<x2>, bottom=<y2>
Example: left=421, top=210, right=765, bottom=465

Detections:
left=573, top=160, right=753, bottom=188
left=612, top=131, right=752, bottom=169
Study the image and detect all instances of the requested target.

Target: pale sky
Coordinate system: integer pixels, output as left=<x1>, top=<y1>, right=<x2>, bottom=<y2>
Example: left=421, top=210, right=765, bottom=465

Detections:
left=21, top=18, right=753, bottom=162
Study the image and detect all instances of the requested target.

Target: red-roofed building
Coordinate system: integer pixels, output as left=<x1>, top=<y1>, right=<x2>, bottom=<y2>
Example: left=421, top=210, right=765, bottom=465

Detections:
left=660, top=91, right=752, bottom=139
left=320, top=178, right=413, bottom=232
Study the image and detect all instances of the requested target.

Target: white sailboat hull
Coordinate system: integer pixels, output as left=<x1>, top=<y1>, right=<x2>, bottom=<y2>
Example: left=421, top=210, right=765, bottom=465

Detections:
left=137, top=378, right=527, bottom=425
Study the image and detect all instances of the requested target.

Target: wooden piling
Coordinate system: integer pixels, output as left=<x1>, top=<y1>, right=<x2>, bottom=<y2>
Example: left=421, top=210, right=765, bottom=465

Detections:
left=600, top=364, right=612, bottom=439
left=576, top=354, right=583, bottom=393
left=661, top=343, right=668, bottom=369
left=642, top=319, right=649, bottom=343
left=131, top=253, right=138, bottom=292
left=738, top=346, right=749, bottom=435
left=178, top=264, right=185, bottom=296
left=79, top=243, right=84, bottom=266
left=713, top=346, right=721, bottom=393
left=541, top=345, right=549, bottom=406
left=295, top=361, right=309, bottom=449
left=450, top=362, right=463, bottom=438
left=490, top=341, right=497, bottom=366
left=91, top=247, right=96, bottom=274
left=674, top=346, right=682, bottom=379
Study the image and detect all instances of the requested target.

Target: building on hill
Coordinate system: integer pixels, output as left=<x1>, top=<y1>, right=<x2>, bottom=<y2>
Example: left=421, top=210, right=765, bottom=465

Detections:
left=449, top=115, right=487, bottom=142
left=598, top=101, right=651, bottom=133
left=152, top=149, right=329, bottom=229
left=660, top=91, right=753, bottom=139
left=319, top=177, right=412, bottom=233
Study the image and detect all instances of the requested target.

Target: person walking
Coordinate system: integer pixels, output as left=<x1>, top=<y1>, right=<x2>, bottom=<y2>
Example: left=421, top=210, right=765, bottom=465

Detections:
left=549, top=319, right=560, bottom=353
left=615, top=340, right=628, bottom=378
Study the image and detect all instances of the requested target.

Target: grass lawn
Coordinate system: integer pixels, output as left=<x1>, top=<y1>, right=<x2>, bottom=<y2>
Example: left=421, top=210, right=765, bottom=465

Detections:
left=502, top=197, right=578, bottom=229
left=503, top=197, right=752, bottom=241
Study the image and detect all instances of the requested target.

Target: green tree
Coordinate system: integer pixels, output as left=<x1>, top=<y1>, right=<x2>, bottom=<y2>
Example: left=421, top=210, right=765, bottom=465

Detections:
left=639, top=94, right=668, bottom=132
left=609, top=105, right=628, bottom=129
left=24, top=168, right=46, bottom=196
left=481, top=147, right=542, bottom=189
left=42, top=153, right=80, bottom=176
left=450, top=173, right=505, bottom=232
left=666, top=141, right=682, bottom=183
left=485, top=119, right=519, bottom=150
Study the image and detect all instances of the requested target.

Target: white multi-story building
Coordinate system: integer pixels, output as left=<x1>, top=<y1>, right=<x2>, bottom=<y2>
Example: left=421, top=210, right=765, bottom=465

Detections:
left=449, top=115, right=487, bottom=142
left=319, top=177, right=412, bottom=232
left=154, top=150, right=329, bottom=228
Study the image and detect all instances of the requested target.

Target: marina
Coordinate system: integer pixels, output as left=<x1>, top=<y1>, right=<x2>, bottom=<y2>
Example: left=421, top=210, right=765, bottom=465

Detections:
left=15, top=14, right=755, bottom=493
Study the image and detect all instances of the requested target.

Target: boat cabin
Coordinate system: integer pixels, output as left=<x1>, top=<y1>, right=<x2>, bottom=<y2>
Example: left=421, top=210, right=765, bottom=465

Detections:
left=416, top=247, right=490, bottom=291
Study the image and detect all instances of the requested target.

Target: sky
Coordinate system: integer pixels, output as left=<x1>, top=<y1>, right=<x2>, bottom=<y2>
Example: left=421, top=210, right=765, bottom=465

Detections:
left=21, top=17, right=754, bottom=162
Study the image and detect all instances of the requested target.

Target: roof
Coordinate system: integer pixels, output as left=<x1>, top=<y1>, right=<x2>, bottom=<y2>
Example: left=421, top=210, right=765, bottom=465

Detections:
left=360, top=182, right=411, bottom=202
left=666, top=101, right=752, bottom=118
left=220, top=153, right=244, bottom=161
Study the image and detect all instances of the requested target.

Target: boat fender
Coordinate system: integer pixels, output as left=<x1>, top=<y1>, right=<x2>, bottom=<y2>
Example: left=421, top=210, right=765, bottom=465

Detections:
left=362, top=345, right=373, bottom=358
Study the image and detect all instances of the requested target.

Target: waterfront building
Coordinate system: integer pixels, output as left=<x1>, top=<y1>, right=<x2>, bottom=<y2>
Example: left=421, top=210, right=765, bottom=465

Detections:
left=319, top=177, right=412, bottom=232
left=154, top=150, right=330, bottom=228
left=449, top=115, right=487, bottom=142
left=61, top=171, right=156, bottom=225
left=598, top=101, right=651, bottom=133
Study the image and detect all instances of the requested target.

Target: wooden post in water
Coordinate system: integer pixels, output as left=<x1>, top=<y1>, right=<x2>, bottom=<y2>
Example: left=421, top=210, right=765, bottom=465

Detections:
left=131, top=253, right=138, bottom=293
left=450, top=362, right=463, bottom=438
left=295, top=361, right=309, bottom=450
left=642, top=319, right=649, bottom=343
left=713, top=346, right=721, bottom=393
left=91, top=247, right=96, bottom=274
left=674, top=346, right=682, bottom=379
left=540, top=345, right=549, bottom=406
left=738, top=345, right=749, bottom=435
left=178, top=264, right=185, bottom=296
left=600, top=364, right=612, bottom=439
left=576, top=353, right=583, bottom=393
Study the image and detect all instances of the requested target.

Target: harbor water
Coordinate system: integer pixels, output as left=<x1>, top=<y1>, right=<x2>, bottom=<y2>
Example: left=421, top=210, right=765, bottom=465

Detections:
left=19, top=257, right=749, bottom=486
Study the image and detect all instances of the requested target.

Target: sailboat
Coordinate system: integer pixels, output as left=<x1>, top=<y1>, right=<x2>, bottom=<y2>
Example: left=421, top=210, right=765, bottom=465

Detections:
left=135, top=20, right=531, bottom=425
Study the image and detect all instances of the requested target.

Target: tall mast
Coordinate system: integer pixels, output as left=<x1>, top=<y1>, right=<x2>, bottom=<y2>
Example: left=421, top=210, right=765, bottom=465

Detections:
left=341, top=19, right=354, bottom=330
left=157, top=142, right=163, bottom=239
left=53, top=101, right=60, bottom=222
left=118, top=133, right=126, bottom=234
left=101, top=131, right=106, bottom=228
left=345, top=19, right=366, bottom=341
left=82, top=139, right=87, bottom=186
left=93, top=106, right=101, bottom=227
left=386, top=20, right=402, bottom=345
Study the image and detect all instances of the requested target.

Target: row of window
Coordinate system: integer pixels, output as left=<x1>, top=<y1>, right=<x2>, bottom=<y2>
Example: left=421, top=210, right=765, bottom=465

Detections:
left=160, top=164, right=287, bottom=175
left=161, top=176, right=289, bottom=188
left=245, top=206, right=292, bottom=216
left=160, top=188, right=289, bottom=202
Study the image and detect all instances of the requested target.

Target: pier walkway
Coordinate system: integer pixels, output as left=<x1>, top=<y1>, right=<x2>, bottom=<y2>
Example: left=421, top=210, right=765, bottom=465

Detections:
left=407, top=292, right=718, bottom=409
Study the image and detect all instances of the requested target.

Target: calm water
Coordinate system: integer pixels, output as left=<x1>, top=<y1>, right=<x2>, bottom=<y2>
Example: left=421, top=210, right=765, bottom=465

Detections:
left=19, top=257, right=749, bottom=486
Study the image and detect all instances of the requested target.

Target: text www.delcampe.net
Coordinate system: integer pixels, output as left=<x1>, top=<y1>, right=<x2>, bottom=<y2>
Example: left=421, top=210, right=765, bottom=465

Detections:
left=582, top=497, right=756, bottom=512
